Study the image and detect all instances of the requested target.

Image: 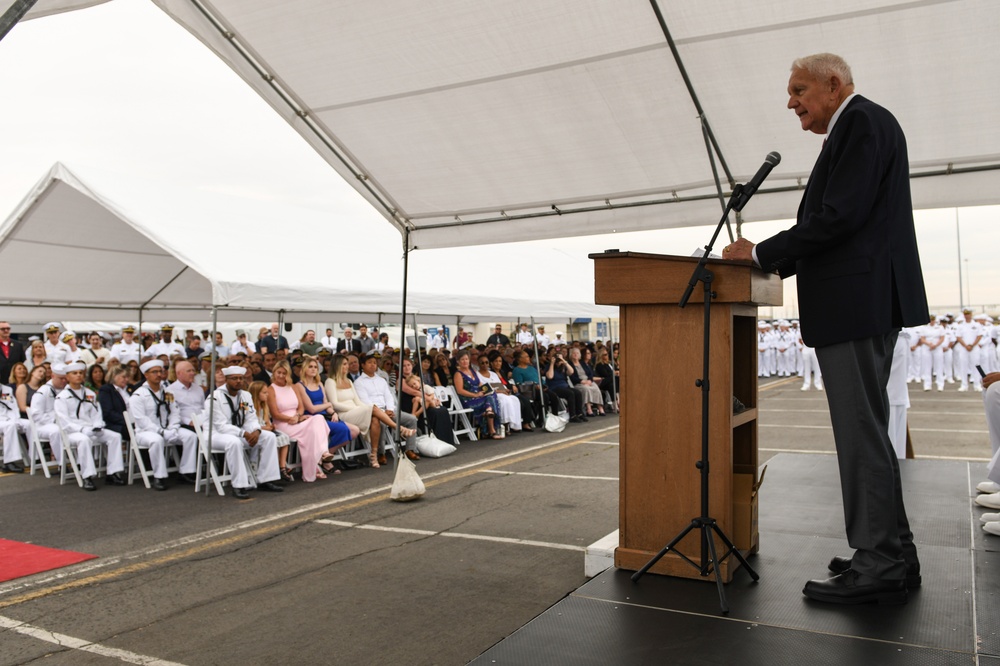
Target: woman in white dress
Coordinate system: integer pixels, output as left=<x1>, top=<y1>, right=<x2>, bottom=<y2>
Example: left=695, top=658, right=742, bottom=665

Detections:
left=476, top=355, right=521, bottom=434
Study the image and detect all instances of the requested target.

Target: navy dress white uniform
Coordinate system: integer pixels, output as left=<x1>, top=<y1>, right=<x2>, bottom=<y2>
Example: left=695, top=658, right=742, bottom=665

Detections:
left=147, top=324, right=186, bottom=359
left=111, top=326, right=142, bottom=366
left=129, top=360, right=198, bottom=487
left=29, top=370, right=67, bottom=461
left=0, top=384, right=26, bottom=471
left=205, top=367, right=280, bottom=492
left=919, top=319, right=946, bottom=391
left=954, top=312, right=984, bottom=392
left=44, top=323, right=71, bottom=366
left=54, top=362, right=125, bottom=485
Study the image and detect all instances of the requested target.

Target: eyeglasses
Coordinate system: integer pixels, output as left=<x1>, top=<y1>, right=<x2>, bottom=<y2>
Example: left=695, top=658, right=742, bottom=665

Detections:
left=0, top=327, right=10, bottom=331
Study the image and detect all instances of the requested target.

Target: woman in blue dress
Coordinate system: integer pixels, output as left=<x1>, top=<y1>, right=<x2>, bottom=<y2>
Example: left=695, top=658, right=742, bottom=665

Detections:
left=452, top=350, right=501, bottom=439
left=298, top=356, right=360, bottom=470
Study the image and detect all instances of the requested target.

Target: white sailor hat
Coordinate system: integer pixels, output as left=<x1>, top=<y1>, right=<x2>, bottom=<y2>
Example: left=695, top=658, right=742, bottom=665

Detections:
left=28, top=335, right=40, bottom=342
left=140, top=360, right=165, bottom=374
left=757, top=321, right=768, bottom=329
left=44, top=322, right=60, bottom=333
left=222, top=366, right=246, bottom=376
left=50, top=363, right=68, bottom=376
left=63, top=361, right=86, bottom=373
left=61, top=330, right=76, bottom=342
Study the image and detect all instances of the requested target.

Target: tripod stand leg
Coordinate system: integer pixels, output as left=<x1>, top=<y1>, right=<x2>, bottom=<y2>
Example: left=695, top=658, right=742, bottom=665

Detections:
left=702, top=524, right=729, bottom=615
left=631, top=521, right=697, bottom=583
left=710, top=523, right=759, bottom=582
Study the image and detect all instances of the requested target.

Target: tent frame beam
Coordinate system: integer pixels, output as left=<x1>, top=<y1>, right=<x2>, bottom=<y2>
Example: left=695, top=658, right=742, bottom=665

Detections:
left=0, top=0, right=37, bottom=43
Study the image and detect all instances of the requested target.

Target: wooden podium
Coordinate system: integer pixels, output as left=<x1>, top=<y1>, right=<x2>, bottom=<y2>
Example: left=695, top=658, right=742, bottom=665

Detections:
left=591, top=251, right=782, bottom=582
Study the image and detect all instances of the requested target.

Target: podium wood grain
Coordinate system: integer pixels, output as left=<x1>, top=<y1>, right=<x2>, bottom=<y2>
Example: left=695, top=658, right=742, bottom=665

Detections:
left=592, top=251, right=781, bottom=582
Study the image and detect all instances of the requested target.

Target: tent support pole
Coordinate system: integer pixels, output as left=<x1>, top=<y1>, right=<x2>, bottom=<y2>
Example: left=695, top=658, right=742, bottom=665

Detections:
left=0, top=0, right=37, bottom=43
left=700, top=114, right=735, bottom=242
left=530, top=316, right=546, bottom=417
left=206, top=305, right=218, bottom=496
left=411, top=313, right=429, bottom=436
left=393, top=229, right=411, bottom=467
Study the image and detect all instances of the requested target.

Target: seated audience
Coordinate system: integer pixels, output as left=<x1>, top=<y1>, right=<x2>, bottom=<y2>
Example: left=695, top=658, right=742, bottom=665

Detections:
left=129, top=360, right=197, bottom=491
left=267, top=359, right=330, bottom=482
left=489, top=351, right=534, bottom=431
left=8, top=361, right=28, bottom=389
left=353, top=352, right=420, bottom=463
left=545, top=351, right=586, bottom=422
left=85, top=363, right=106, bottom=392
left=247, top=380, right=293, bottom=483
left=297, top=356, right=358, bottom=467
left=476, top=354, right=522, bottom=434
left=164, top=360, right=205, bottom=481
left=569, top=347, right=605, bottom=416
left=594, top=349, right=618, bottom=412
left=97, top=366, right=131, bottom=443
left=452, top=349, right=501, bottom=439
left=399, top=359, right=455, bottom=443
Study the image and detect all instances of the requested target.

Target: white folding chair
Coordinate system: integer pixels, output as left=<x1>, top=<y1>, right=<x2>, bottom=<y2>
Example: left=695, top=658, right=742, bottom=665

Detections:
left=124, top=410, right=182, bottom=488
left=285, top=437, right=302, bottom=476
left=25, top=407, right=58, bottom=478
left=334, top=434, right=372, bottom=466
left=442, top=386, right=477, bottom=443
left=55, top=413, right=107, bottom=487
left=191, top=413, right=256, bottom=496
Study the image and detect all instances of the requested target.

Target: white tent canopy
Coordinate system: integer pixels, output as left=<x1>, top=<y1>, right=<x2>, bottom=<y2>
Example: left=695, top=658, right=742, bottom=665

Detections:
left=124, top=0, right=1000, bottom=249
left=0, top=163, right=616, bottom=324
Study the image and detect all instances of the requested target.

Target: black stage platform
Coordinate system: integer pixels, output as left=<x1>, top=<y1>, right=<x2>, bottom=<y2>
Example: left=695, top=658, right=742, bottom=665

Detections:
left=472, top=453, right=997, bottom=665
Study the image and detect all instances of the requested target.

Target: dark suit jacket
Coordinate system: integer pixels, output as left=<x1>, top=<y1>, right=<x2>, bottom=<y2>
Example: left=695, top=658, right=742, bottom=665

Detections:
left=755, top=95, right=929, bottom=348
left=97, top=383, right=128, bottom=438
left=0, top=340, right=25, bottom=383
left=337, top=339, right=362, bottom=354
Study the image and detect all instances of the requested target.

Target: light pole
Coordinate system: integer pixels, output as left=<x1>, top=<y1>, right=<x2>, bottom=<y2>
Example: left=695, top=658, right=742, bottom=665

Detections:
left=965, top=258, right=971, bottom=308
left=956, top=209, right=964, bottom=310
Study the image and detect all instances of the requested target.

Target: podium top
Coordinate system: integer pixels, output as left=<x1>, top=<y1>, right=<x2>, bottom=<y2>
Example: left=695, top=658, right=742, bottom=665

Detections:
left=590, top=251, right=783, bottom=307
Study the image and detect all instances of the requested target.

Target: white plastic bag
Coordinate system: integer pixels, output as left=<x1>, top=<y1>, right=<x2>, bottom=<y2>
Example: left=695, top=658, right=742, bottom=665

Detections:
left=544, top=411, right=569, bottom=433
left=390, top=454, right=426, bottom=502
left=414, top=434, right=456, bottom=458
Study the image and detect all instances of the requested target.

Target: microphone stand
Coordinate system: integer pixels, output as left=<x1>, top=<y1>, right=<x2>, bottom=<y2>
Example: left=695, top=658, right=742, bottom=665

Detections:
left=630, top=184, right=759, bottom=615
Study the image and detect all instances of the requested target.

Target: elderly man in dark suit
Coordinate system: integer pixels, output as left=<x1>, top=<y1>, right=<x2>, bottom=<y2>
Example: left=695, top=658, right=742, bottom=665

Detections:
left=0, top=321, right=25, bottom=384
left=726, top=53, right=929, bottom=605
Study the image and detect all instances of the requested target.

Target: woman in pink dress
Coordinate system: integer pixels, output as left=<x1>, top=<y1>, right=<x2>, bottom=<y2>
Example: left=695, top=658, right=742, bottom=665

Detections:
left=267, top=359, right=330, bottom=481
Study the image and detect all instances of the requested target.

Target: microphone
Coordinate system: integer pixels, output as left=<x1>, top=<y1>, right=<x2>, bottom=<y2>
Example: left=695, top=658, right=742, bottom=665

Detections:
left=733, top=151, right=781, bottom=212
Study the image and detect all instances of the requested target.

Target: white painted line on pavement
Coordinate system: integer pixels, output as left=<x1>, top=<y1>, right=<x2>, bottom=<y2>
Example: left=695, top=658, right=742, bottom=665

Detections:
left=315, top=518, right=585, bottom=552
left=479, top=469, right=618, bottom=481
left=759, top=424, right=988, bottom=434
left=760, top=448, right=990, bottom=462
left=0, top=424, right=619, bottom=599
left=760, top=408, right=984, bottom=417
left=0, top=615, right=185, bottom=666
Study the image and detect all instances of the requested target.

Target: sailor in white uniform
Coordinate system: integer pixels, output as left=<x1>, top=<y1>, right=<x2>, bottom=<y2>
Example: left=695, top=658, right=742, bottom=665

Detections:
left=129, top=360, right=198, bottom=490
left=757, top=321, right=772, bottom=378
left=29, top=363, right=69, bottom=465
left=147, top=323, right=186, bottom=360
left=54, top=361, right=125, bottom=491
left=205, top=366, right=283, bottom=499
left=954, top=308, right=984, bottom=392
left=426, top=328, right=446, bottom=351
left=975, top=314, right=997, bottom=374
left=919, top=316, right=947, bottom=392
left=60, top=330, right=82, bottom=364
left=798, top=330, right=823, bottom=391
left=773, top=321, right=795, bottom=377
left=0, top=384, right=27, bottom=472
left=516, top=323, right=535, bottom=346
left=535, top=325, right=550, bottom=349
left=43, top=322, right=70, bottom=366
left=110, top=325, right=142, bottom=366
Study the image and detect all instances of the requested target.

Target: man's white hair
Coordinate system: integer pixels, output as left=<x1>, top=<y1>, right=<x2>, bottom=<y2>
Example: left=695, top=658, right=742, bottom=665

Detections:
left=792, top=53, right=853, bottom=85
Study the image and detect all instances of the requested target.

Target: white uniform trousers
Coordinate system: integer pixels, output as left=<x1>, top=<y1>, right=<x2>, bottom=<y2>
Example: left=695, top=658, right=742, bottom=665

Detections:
left=887, top=406, right=907, bottom=459
left=35, top=423, right=63, bottom=462
left=65, top=429, right=124, bottom=479
left=757, top=350, right=770, bottom=377
left=800, top=347, right=823, bottom=390
left=920, top=347, right=944, bottom=390
left=1, top=420, right=22, bottom=463
left=955, top=345, right=982, bottom=390
left=942, top=348, right=955, bottom=383
left=495, top=393, right=523, bottom=431
left=775, top=349, right=793, bottom=377
left=210, top=429, right=279, bottom=488
left=134, top=429, right=197, bottom=479
left=982, top=343, right=998, bottom=374
left=984, top=383, right=1000, bottom=485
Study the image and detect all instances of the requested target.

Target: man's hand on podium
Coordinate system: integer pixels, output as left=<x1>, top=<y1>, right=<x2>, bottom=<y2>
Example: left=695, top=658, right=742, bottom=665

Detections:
left=722, top=238, right=755, bottom=262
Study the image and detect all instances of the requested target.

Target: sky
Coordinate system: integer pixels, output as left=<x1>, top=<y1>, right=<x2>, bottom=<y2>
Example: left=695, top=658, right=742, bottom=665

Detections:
left=1, top=0, right=997, bottom=319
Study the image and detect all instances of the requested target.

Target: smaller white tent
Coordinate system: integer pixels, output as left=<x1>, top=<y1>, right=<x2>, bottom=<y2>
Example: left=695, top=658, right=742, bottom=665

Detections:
left=0, top=163, right=617, bottom=325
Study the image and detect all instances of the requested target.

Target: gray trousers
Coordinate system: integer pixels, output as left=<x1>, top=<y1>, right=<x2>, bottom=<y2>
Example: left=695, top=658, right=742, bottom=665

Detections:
left=815, top=330, right=917, bottom=581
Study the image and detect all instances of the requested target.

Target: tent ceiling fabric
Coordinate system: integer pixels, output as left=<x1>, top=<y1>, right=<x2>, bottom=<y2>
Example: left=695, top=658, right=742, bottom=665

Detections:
left=148, top=0, right=1000, bottom=249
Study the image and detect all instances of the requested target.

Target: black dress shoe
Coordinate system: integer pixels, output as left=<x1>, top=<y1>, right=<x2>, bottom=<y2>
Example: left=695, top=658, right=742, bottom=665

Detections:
left=231, top=486, right=251, bottom=500
left=257, top=481, right=284, bottom=493
left=803, top=569, right=907, bottom=605
left=177, top=473, right=196, bottom=484
left=105, top=472, right=127, bottom=486
left=828, top=555, right=922, bottom=589
left=579, top=415, right=589, bottom=423
left=3, top=462, right=24, bottom=473
left=82, top=477, right=97, bottom=491
left=152, top=478, right=169, bottom=491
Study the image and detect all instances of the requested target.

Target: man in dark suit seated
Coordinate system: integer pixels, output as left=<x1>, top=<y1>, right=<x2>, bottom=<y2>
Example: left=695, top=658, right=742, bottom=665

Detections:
left=337, top=328, right=362, bottom=355
left=726, top=53, right=929, bottom=606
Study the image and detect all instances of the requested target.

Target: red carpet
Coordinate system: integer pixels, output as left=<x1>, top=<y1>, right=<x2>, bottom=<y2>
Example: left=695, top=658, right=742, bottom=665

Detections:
left=0, top=538, right=97, bottom=583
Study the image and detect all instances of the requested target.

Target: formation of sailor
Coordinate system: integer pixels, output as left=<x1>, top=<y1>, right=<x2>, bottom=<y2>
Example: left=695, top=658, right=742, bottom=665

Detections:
left=53, top=361, right=126, bottom=491
left=205, top=365, right=283, bottom=499
left=129, top=360, right=198, bottom=491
